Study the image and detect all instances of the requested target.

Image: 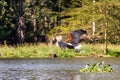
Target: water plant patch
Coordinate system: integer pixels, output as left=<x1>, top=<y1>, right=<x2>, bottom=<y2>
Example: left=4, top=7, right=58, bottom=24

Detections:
left=80, top=61, right=113, bottom=72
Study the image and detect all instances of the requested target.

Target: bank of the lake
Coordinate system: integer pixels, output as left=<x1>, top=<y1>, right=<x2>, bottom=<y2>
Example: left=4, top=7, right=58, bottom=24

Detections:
left=0, top=43, right=120, bottom=58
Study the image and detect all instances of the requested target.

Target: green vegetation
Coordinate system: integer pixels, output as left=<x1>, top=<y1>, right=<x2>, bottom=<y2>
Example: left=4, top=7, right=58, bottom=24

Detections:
left=0, top=0, right=120, bottom=44
left=0, top=43, right=120, bottom=58
left=80, top=44, right=120, bottom=57
left=52, top=0, right=120, bottom=44
left=0, top=43, right=76, bottom=58
left=0, top=0, right=120, bottom=58
left=80, top=61, right=113, bottom=72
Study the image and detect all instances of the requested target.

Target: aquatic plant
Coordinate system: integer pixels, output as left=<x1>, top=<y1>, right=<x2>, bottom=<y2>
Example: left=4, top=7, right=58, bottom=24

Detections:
left=80, top=61, right=113, bottom=72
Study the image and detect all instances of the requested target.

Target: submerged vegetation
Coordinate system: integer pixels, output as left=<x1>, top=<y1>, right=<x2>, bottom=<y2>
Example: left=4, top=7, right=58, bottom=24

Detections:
left=0, top=43, right=120, bottom=58
left=80, top=61, right=113, bottom=72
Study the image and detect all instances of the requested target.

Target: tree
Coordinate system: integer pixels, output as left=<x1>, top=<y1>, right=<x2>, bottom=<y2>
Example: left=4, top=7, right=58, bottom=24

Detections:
left=0, top=0, right=7, bottom=42
left=0, top=0, right=14, bottom=44
left=0, top=0, right=120, bottom=45
left=24, top=0, right=55, bottom=43
left=17, top=0, right=26, bottom=44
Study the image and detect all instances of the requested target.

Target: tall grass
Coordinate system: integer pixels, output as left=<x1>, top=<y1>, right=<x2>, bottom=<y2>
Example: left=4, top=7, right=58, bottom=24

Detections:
left=80, top=44, right=120, bottom=57
left=0, top=44, right=52, bottom=58
left=0, top=43, right=120, bottom=58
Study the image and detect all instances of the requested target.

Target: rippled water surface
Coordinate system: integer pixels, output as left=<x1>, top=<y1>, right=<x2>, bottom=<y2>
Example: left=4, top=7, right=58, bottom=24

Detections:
left=0, top=57, right=120, bottom=80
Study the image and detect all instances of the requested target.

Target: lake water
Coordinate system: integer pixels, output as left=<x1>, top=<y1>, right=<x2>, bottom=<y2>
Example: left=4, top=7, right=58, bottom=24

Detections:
left=0, top=57, right=120, bottom=80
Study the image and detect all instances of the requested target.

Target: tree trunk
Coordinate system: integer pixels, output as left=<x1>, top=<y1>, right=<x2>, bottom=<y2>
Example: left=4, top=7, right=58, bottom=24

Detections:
left=104, top=21, right=108, bottom=54
left=17, top=16, right=25, bottom=44
left=17, top=0, right=25, bottom=44
left=103, top=0, right=108, bottom=55
left=92, top=21, right=95, bottom=36
left=33, top=19, right=38, bottom=43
